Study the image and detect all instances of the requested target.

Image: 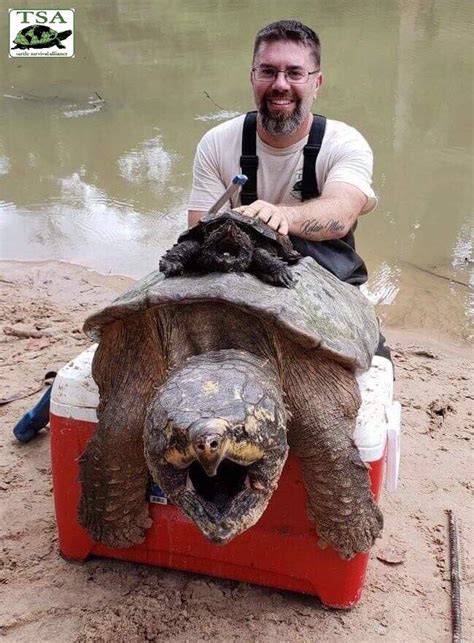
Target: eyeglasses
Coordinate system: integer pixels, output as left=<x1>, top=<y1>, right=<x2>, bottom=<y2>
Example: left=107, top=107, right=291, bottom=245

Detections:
left=252, top=66, right=320, bottom=84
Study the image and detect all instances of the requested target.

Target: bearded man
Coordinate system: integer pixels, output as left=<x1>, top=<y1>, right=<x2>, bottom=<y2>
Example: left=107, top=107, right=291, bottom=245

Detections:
left=188, top=19, right=377, bottom=289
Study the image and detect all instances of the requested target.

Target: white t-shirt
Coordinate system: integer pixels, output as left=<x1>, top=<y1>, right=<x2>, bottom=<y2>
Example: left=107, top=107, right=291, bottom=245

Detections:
left=189, top=114, right=377, bottom=214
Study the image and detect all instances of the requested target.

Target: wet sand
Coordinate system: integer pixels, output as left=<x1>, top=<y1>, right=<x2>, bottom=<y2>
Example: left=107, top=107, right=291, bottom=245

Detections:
left=0, top=260, right=472, bottom=642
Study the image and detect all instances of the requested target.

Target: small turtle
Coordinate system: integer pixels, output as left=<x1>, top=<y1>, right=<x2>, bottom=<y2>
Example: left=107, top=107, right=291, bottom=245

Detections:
left=159, top=210, right=301, bottom=288
left=79, top=258, right=383, bottom=560
left=12, top=25, right=72, bottom=50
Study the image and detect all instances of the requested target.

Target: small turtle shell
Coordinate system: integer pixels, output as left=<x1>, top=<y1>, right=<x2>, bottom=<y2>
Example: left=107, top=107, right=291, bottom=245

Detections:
left=178, top=210, right=289, bottom=250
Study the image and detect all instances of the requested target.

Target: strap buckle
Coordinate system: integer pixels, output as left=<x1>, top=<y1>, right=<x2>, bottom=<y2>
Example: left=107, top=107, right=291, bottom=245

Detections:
left=303, top=144, right=321, bottom=158
left=240, top=154, right=259, bottom=168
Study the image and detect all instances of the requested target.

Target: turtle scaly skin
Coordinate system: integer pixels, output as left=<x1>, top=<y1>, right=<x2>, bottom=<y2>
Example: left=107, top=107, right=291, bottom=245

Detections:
left=79, top=258, right=383, bottom=559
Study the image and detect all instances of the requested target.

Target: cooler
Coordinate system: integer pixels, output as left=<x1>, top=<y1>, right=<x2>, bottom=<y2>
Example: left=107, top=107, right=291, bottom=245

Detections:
left=50, top=345, right=401, bottom=609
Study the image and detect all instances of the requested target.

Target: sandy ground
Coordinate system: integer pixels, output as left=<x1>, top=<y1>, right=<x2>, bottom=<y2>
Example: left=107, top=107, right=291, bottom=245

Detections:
left=0, top=260, right=472, bottom=643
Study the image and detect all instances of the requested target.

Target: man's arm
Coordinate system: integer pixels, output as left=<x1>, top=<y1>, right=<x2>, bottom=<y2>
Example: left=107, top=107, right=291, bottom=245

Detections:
left=188, top=209, right=207, bottom=228
left=234, top=181, right=368, bottom=240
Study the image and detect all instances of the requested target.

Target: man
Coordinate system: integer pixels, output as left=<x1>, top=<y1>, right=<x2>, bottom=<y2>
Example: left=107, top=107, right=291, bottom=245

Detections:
left=188, top=19, right=377, bottom=288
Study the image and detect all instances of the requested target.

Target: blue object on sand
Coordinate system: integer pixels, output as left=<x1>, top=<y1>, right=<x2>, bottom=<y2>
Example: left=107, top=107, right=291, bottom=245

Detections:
left=13, top=385, right=52, bottom=443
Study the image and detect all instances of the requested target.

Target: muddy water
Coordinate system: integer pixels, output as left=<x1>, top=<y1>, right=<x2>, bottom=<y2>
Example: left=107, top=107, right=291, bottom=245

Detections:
left=0, top=1, right=472, bottom=341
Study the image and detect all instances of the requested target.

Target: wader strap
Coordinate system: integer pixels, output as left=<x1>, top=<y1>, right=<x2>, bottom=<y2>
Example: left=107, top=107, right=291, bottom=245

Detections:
left=301, top=114, right=327, bottom=200
left=240, top=111, right=258, bottom=205
left=239, top=112, right=326, bottom=205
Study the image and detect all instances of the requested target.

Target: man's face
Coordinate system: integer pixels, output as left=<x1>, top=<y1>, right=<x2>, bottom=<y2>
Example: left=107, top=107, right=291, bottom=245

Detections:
left=251, top=40, right=322, bottom=136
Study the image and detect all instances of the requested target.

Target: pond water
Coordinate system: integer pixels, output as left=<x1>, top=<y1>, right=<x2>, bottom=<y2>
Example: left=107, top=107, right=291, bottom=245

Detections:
left=0, top=0, right=472, bottom=341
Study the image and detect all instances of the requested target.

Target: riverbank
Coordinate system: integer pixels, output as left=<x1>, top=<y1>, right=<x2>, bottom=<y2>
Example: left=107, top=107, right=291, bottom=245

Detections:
left=0, top=260, right=472, bottom=642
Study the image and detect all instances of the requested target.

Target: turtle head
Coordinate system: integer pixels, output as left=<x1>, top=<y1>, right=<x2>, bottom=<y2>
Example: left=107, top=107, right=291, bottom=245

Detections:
left=144, top=350, right=288, bottom=544
left=201, top=220, right=254, bottom=272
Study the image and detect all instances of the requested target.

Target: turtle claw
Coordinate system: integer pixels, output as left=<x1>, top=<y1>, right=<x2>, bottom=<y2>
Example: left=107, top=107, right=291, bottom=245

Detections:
left=277, top=267, right=295, bottom=289
left=317, top=536, right=329, bottom=550
left=317, top=500, right=383, bottom=560
left=80, top=504, right=153, bottom=549
left=159, top=257, right=184, bottom=277
left=257, top=266, right=295, bottom=289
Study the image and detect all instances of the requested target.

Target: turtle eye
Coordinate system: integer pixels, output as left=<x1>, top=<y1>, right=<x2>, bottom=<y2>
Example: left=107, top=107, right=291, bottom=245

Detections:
left=173, top=430, right=189, bottom=449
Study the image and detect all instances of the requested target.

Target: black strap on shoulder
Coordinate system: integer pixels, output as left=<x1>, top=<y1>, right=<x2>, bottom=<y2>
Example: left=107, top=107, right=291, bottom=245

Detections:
left=239, top=111, right=326, bottom=204
left=240, top=111, right=258, bottom=205
left=301, top=114, right=327, bottom=201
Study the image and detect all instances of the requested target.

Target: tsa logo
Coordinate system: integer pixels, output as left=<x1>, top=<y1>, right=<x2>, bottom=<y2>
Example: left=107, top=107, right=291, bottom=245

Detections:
left=9, top=9, right=75, bottom=58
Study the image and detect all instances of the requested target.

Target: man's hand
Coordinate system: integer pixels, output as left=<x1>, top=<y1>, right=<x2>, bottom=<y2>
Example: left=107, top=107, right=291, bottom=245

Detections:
left=234, top=200, right=290, bottom=235
left=234, top=183, right=368, bottom=242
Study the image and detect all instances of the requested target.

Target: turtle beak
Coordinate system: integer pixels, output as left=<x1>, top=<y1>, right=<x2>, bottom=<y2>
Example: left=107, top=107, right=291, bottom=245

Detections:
left=189, top=418, right=230, bottom=477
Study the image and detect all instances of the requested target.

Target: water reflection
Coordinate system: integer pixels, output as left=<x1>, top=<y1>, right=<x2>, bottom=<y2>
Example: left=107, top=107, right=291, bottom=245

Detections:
left=117, top=133, right=176, bottom=189
left=2, top=91, right=105, bottom=119
left=452, top=225, right=473, bottom=272
left=0, top=155, right=10, bottom=175
left=63, top=94, right=105, bottom=119
left=195, top=110, right=241, bottom=122
left=0, top=171, right=188, bottom=276
left=362, top=262, right=401, bottom=307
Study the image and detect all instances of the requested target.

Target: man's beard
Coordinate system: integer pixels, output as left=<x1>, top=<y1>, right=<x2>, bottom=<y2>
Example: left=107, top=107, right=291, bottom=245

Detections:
left=259, top=93, right=306, bottom=136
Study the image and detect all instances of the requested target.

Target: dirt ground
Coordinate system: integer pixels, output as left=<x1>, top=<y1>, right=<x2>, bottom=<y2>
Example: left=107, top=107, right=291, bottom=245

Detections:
left=0, top=260, right=472, bottom=642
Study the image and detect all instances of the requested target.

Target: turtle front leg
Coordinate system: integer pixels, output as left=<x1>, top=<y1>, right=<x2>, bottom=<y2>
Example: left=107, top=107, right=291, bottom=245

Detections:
left=284, top=348, right=383, bottom=559
left=159, top=240, right=201, bottom=277
left=78, top=311, right=165, bottom=548
left=296, top=424, right=383, bottom=559
left=250, top=247, right=295, bottom=288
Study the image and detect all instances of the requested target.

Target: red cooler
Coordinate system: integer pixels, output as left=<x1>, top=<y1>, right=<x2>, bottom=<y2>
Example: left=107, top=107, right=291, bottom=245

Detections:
left=50, top=346, right=400, bottom=609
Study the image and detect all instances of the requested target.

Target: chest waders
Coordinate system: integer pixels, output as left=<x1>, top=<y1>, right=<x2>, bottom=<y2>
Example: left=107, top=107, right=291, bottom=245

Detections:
left=239, top=111, right=368, bottom=286
left=239, top=112, right=391, bottom=362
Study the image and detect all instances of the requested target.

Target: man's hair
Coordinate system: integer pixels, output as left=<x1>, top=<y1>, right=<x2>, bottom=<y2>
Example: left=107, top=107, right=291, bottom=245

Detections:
left=253, top=20, right=321, bottom=68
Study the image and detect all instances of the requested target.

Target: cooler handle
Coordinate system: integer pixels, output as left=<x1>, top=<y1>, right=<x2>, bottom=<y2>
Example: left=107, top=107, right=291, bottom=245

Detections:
left=385, top=401, right=401, bottom=492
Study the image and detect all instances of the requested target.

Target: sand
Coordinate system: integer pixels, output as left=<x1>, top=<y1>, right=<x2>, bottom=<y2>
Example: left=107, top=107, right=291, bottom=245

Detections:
left=0, top=260, right=472, bottom=642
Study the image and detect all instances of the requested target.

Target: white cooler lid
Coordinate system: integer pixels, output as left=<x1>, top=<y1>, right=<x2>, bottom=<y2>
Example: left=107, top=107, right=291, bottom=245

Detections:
left=51, top=345, right=99, bottom=423
left=51, top=347, right=394, bottom=461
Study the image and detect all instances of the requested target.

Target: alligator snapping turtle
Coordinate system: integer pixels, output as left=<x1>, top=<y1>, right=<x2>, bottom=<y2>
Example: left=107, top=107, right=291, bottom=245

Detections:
left=12, top=25, right=72, bottom=50
left=159, top=210, right=301, bottom=287
left=79, top=257, right=383, bottom=559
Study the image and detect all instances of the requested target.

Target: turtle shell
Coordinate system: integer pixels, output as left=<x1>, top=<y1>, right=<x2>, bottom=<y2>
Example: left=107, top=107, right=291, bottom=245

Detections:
left=84, top=257, right=379, bottom=371
left=14, top=25, right=58, bottom=47
left=179, top=210, right=287, bottom=248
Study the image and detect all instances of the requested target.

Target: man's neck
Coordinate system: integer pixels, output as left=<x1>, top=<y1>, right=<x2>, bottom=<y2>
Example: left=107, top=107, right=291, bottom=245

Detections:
left=256, top=113, right=313, bottom=149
